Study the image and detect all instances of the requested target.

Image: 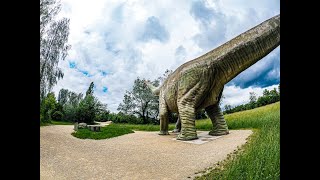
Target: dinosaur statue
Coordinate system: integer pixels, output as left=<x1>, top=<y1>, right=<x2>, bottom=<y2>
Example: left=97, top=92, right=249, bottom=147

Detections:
left=146, top=14, right=280, bottom=140
left=172, top=117, right=181, bottom=133
left=145, top=81, right=181, bottom=132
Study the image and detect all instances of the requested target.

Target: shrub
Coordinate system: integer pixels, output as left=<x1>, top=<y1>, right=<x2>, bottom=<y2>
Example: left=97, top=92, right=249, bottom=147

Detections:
left=52, top=111, right=64, bottom=121
left=94, top=111, right=110, bottom=122
left=63, top=104, right=78, bottom=122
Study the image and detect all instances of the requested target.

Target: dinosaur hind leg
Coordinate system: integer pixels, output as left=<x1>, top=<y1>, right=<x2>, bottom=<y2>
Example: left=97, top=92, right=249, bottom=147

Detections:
left=177, top=102, right=198, bottom=141
left=205, top=104, right=229, bottom=136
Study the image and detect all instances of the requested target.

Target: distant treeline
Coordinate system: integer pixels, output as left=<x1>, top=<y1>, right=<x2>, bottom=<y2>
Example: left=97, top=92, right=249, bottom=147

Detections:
left=223, top=85, right=280, bottom=114
left=40, top=82, right=110, bottom=125
left=41, top=79, right=279, bottom=125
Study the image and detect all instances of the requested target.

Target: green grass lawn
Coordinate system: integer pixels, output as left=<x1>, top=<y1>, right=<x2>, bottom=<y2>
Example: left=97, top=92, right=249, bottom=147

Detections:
left=71, top=123, right=134, bottom=140
left=195, top=102, right=280, bottom=179
left=50, top=120, right=74, bottom=125
left=117, top=123, right=176, bottom=131
left=40, top=120, right=74, bottom=126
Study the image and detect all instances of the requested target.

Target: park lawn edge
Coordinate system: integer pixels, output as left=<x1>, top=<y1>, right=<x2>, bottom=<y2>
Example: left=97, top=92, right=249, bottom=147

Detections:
left=71, top=123, right=134, bottom=140
left=194, top=102, right=280, bottom=179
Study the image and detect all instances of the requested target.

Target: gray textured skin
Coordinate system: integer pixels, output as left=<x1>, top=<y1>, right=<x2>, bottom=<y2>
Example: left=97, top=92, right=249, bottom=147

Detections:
left=147, top=14, right=280, bottom=140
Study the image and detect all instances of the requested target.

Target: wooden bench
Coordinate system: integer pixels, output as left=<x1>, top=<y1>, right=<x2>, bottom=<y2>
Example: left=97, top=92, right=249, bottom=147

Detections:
left=87, top=125, right=101, bottom=132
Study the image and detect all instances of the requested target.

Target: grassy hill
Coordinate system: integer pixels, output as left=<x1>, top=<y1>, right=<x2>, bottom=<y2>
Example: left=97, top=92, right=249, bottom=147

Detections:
left=196, top=102, right=280, bottom=179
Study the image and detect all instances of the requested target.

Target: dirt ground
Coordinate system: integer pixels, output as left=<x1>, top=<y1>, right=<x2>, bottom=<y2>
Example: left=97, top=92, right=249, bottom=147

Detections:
left=40, top=125, right=252, bottom=180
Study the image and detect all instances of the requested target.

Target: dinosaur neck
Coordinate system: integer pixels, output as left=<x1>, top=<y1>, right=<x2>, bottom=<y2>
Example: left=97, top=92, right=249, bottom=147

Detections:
left=208, top=14, right=280, bottom=84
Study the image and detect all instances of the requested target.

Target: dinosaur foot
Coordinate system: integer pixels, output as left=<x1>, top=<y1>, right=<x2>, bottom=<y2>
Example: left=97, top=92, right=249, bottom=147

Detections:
left=158, top=131, right=169, bottom=135
left=209, top=130, right=229, bottom=136
left=171, top=129, right=180, bottom=133
left=176, top=134, right=198, bottom=141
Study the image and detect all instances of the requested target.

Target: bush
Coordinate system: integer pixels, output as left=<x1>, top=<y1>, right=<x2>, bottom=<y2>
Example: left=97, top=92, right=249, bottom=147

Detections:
left=125, top=114, right=142, bottom=124
left=63, top=105, right=78, bottom=122
left=149, top=117, right=160, bottom=125
left=104, top=113, right=144, bottom=124
left=40, top=92, right=57, bottom=122
left=77, top=95, right=106, bottom=124
left=94, top=111, right=110, bottom=122
left=40, top=114, right=50, bottom=123
left=52, top=111, right=64, bottom=121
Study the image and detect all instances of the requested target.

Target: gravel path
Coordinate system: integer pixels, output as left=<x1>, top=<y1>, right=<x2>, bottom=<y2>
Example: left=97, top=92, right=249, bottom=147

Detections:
left=40, top=125, right=252, bottom=180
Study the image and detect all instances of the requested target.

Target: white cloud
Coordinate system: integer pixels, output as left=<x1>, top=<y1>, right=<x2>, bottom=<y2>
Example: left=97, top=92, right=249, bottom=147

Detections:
left=52, top=0, right=280, bottom=112
left=221, top=84, right=279, bottom=109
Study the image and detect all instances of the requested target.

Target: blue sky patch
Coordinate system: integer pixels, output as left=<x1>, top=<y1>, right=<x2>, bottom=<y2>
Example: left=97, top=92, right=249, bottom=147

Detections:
left=79, top=69, right=92, bottom=77
left=105, top=41, right=120, bottom=55
left=175, top=45, right=186, bottom=57
left=139, top=16, right=169, bottom=43
left=100, top=70, right=108, bottom=76
left=69, top=61, right=93, bottom=77
left=190, top=0, right=214, bottom=25
left=103, top=86, right=108, bottom=93
left=69, top=62, right=76, bottom=68
left=112, top=3, right=124, bottom=23
left=228, top=48, right=280, bottom=88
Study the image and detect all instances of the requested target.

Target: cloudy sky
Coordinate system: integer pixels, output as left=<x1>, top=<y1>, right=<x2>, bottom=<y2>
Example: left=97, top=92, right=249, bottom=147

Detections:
left=52, top=0, right=280, bottom=112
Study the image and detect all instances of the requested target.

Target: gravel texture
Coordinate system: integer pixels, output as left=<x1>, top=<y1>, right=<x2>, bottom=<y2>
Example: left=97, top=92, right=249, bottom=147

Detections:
left=40, top=125, right=252, bottom=180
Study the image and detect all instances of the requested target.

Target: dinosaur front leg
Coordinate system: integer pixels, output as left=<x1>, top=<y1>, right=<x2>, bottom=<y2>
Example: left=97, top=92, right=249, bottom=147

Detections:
left=205, top=104, right=229, bottom=136
left=159, top=99, right=169, bottom=135
left=172, top=115, right=181, bottom=133
left=177, top=102, right=198, bottom=141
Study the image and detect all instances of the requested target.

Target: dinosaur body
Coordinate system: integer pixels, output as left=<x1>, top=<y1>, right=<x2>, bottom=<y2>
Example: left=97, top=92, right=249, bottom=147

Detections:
left=148, top=15, right=280, bottom=140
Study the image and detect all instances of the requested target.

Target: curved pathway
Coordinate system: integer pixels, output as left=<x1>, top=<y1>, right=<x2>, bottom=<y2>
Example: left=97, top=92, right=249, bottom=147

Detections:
left=40, top=125, right=252, bottom=180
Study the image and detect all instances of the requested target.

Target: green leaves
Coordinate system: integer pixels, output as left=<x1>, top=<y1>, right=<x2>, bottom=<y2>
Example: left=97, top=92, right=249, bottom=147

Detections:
left=40, top=92, right=58, bottom=122
left=72, top=124, right=134, bottom=140
left=85, top=82, right=95, bottom=97
left=41, top=82, right=108, bottom=124
left=76, top=82, right=108, bottom=124
left=40, top=0, right=71, bottom=101
left=118, top=77, right=159, bottom=124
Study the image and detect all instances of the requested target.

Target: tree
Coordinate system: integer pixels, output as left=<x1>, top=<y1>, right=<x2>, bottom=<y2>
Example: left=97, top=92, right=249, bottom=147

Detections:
left=40, top=0, right=71, bottom=101
left=76, top=82, right=107, bottom=124
left=57, top=88, right=69, bottom=106
left=224, top=104, right=232, bottom=113
left=118, top=77, right=159, bottom=124
left=86, top=82, right=94, bottom=96
left=249, top=92, right=257, bottom=103
left=40, top=92, right=57, bottom=122
left=269, top=88, right=280, bottom=103
left=62, top=90, right=83, bottom=122
left=69, top=92, right=83, bottom=107
left=158, top=69, right=173, bottom=84
left=263, top=89, right=270, bottom=96
left=77, top=95, right=97, bottom=124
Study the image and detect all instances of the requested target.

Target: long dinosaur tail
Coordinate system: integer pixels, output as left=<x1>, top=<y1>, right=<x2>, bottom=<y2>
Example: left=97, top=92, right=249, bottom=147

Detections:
left=144, top=80, right=160, bottom=96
